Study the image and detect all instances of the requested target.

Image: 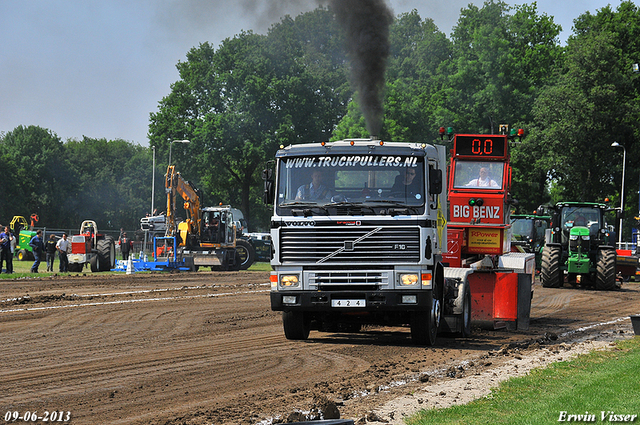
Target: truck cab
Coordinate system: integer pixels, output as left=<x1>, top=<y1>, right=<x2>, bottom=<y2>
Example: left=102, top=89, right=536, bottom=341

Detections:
left=264, top=139, right=450, bottom=345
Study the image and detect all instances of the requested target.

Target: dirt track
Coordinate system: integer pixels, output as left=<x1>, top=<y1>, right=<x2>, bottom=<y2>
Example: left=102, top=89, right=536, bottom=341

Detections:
left=1, top=271, right=639, bottom=425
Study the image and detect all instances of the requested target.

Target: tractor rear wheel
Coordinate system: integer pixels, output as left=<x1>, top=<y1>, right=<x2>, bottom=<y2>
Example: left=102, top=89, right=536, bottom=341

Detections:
left=541, top=246, right=562, bottom=288
left=596, top=249, right=617, bottom=291
left=97, top=236, right=116, bottom=272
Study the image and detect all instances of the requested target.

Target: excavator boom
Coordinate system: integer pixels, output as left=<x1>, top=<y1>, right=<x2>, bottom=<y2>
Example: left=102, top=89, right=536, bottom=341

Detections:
left=165, top=165, right=201, bottom=239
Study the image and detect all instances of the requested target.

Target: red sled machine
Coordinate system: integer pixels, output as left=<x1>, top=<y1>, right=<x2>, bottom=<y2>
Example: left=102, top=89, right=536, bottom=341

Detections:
left=442, top=129, right=535, bottom=331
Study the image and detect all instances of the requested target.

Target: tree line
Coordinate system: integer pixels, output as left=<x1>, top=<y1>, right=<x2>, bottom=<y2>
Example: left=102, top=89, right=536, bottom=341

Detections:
left=2, top=1, right=640, bottom=239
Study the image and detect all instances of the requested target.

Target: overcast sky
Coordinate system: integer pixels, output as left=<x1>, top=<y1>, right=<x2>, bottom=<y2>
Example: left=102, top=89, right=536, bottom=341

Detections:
left=0, top=0, right=622, bottom=145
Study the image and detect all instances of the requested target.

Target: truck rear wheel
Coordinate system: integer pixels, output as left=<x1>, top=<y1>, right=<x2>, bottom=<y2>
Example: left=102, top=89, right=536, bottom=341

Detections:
left=596, top=249, right=617, bottom=291
left=541, top=246, right=562, bottom=288
left=235, top=239, right=255, bottom=270
left=458, top=284, right=472, bottom=337
left=282, top=311, right=310, bottom=340
left=97, top=236, right=115, bottom=272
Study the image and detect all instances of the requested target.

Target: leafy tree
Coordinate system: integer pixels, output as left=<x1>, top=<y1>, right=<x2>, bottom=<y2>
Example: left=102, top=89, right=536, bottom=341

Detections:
left=64, top=137, right=152, bottom=231
left=149, top=8, right=351, bottom=230
left=528, top=2, right=640, bottom=240
left=440, top=1, right=562, bottom=133
left=0, top=125, right=68, bottom=225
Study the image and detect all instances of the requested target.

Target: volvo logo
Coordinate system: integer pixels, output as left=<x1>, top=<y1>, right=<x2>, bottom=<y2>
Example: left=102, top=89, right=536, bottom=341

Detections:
left=283, top=220, right=316, bottom=227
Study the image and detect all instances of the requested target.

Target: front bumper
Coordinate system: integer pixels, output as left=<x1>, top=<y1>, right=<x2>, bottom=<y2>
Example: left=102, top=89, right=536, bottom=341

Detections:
left=270, top=290, right=433, bottom=313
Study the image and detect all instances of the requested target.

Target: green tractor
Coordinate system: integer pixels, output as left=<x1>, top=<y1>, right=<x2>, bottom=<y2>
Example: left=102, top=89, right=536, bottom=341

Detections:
left=510, top=213, right=551, bottom=270
left=539, top=202, right=619, bottom=290
left=9, top=215, right=37, bottom=261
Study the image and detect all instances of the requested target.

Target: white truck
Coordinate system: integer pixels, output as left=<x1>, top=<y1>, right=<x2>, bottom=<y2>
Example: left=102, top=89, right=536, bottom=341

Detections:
left=263, top=139, right=455, bottom=345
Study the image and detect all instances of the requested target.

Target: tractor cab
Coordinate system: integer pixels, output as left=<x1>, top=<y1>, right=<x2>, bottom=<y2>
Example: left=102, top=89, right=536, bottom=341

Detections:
left=184, top=206, right=236, bottom=248
left=510, top=213, right=550, bottom=270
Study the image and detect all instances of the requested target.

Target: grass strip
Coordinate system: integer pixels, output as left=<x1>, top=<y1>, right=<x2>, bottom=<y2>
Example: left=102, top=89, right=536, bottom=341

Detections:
left=407, top=337, right=640, bottom=425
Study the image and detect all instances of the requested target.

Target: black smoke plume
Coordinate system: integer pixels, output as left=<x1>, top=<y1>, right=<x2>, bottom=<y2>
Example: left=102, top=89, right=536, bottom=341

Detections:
left=328, top=0, right=394, bottom=137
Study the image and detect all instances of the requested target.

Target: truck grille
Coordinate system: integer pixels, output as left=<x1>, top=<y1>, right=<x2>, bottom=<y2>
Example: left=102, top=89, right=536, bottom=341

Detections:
left=279, top=226, right=420, bottom=264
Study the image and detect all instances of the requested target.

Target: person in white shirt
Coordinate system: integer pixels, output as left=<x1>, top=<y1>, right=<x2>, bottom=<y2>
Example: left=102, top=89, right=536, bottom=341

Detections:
left=295, top=170, right=332, bottom=201
left=56, top=233, right=71, bottom=272
left=467, top=167, right=499, bottom=187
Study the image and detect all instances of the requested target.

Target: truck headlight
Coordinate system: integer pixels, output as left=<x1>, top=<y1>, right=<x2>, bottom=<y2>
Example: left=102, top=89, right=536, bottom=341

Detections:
left=570, top=234, right=578, bottom=240
left=282, top=295, right=297, bottom=304
left=582, top=235, right=590, bottom=240
left=399, top=274, right=419, bottom=286
left=280, top=275, right=300, bottom=288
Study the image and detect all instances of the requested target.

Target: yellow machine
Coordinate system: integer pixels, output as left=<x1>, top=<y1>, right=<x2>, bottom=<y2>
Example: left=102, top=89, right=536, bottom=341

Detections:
left=163, top=166, right=254, bottom=271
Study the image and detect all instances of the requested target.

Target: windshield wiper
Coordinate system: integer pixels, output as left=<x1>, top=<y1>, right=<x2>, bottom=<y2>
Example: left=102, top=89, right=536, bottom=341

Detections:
left=321, top=201, right=376, bottom=215
left=279, top=201, right=329, bottom=216
left=279, top=201, right=319, bottom=207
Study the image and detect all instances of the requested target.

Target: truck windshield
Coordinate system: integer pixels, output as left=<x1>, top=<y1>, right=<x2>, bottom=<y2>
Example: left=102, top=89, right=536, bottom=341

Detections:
left=276, top=155, right=425, bottom=207
left=453, top=161, right=503, bottom=189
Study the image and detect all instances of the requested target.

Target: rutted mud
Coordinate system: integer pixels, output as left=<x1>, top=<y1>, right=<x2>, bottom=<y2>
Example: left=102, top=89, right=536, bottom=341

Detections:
left=1, top=272, right=638, bottom=424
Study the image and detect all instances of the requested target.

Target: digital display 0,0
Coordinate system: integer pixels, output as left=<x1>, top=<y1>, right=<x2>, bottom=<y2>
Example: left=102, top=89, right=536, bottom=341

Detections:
left=454, top=135, right=507, bottom=157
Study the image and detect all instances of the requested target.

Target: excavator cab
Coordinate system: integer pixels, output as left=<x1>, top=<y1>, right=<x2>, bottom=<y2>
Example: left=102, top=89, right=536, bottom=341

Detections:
left=201, top=210, right=222, bottom=244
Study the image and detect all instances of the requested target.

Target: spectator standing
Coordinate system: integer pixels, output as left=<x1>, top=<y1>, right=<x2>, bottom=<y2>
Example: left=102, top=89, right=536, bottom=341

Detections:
left=56, top=233, right=70, bottom=272
left=0, top=226, right=14, bottom=274
left=29, top=230, right=45, bottom=273
left=119, top=232, right=133, bottom=261
left=45, top=234, right=57, bottom=272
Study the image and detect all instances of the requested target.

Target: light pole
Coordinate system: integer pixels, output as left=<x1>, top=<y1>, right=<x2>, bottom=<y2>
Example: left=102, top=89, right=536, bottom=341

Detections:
left=169, top=139, right=190, bottom=166
left=612, top=141, right=626, bottom=247
left=151, top=145, right=156, bottom=215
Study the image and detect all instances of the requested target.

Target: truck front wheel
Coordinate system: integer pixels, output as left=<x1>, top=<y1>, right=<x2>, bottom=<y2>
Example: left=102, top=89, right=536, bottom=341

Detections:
left=411, top=291, right=441, bottom=346
left=282, top=311, right=310, bottom=340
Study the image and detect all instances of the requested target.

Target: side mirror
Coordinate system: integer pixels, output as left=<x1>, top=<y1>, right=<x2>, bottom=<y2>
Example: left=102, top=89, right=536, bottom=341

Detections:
left=536, top=205, right=545, bottom=216
left=429, top=166, right=443, bottom=195
left=262, top=168, right=274, bottom=205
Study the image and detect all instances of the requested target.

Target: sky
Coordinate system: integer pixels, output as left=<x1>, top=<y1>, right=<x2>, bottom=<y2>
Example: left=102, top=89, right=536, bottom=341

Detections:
left=0, top=0, right=623, bottom=146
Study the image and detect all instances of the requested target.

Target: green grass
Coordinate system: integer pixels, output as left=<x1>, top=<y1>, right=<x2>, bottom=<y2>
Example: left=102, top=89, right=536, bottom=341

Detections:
left=1, top=257, right=271, bottom=279
left=247, top=261, right=272, bottom=272
left=407, top=338, right=640, bottom=425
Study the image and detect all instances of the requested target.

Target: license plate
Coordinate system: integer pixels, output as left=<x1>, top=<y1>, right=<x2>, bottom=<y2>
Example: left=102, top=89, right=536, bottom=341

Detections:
left=331, top=299, right=366, bottom=308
